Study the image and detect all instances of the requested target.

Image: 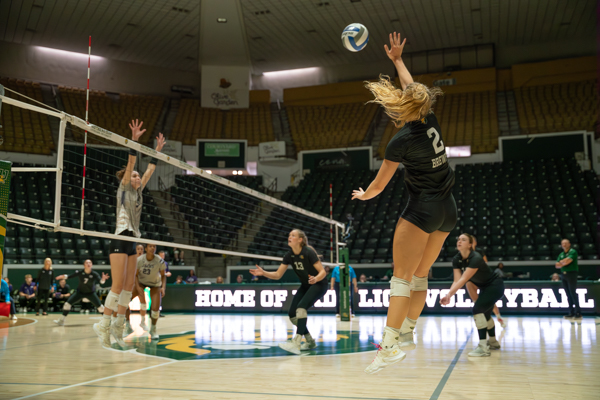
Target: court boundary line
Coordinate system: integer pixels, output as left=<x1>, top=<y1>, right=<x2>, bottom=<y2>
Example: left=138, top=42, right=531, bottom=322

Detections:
left=10, top=361, right=178, bottom=400
left=0, top=317, right=38, bottom=330
left=428, top=332, right=473, bottom=400
left=2, top=382, right=413, bottom=400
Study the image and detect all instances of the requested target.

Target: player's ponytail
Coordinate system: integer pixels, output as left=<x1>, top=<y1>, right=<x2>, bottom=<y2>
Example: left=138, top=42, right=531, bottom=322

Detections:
left=365, top=75, right=443, bottom=128
left=294, top=229, right=322, bottom=259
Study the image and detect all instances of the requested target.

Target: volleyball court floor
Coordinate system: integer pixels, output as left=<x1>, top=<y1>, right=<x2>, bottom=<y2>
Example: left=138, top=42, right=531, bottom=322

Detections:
left=0, top=313, right=598, bottom=399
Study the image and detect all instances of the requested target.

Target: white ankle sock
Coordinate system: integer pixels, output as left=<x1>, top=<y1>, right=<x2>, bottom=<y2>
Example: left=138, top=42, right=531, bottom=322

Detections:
left=382, top=326, right=400, bottom=348
left=400, top=317, right=417, bottom=335
left=479, top=339, right=487, bottom=347
left=115, top=314, right=125, bottom=326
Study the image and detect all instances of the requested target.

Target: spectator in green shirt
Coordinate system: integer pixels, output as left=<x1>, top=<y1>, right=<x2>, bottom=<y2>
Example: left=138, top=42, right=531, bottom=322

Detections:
left=555, top=238, right=581, bottom=320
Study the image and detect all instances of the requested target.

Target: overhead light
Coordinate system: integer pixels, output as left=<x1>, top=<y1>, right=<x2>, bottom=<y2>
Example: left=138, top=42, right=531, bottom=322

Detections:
left=206, top=170, right=212, bottom=174
left=35, top=46, right=104, bottom=61
left=237, top=170, right=243, bottom=175
left=217, top=18, right=227, bottom=23
left=232, top=171, right=238, bottom=175
left=263, top=67, right=319, bottom=77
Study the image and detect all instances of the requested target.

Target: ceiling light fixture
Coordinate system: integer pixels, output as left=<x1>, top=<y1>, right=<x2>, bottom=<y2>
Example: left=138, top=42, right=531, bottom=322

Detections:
left=263, top=66, right=319, bottom=77
left=217, top=18, right=227, bottom=23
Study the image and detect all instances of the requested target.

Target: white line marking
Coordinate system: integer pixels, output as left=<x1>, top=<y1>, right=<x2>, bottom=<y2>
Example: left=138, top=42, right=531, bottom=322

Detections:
left=12, top=360, right=177, bottom=399
left=0, top=318, right=38, bottom=330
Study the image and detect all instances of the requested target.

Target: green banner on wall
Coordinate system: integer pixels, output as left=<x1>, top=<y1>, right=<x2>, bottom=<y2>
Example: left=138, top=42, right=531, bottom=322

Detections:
left=0, top=160, right=12, bottom=278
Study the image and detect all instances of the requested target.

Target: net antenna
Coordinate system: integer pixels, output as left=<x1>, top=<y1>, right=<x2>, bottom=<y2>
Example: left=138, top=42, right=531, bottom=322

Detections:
left=0, top=93, right=345, bottom=267
left=80, top=36, right=91, bottom=231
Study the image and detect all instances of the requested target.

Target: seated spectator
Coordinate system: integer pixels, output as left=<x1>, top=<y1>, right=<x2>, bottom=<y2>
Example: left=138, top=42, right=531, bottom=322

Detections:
left=216, top=276, right=224, bottom=284
left=53, top=279, right=71, bottom=311
left=158, top=250, right=172, bottom=277
left=1, top=277, right=17, bottom=320
left=174, top=275, right=186, bottom=285
left=174, top=247, right=185, bottom=265
left=551, top=273, right=561, bottom=282
left=3, top=277, right=13, bottom=293
left=19, top=274, right=36, bottom=312
left=494, top=263, right=506, bottom=278
left=382, top=263, right=394, bottom=281
left=186, top=269, right=198, bottom=284
left=236, top=274, right=245, bottom=284
left=324, top=265, right=332, bottom=281
left=359, top=274, right=367, bottom=283
left=250, top=275, right=260, bottom=283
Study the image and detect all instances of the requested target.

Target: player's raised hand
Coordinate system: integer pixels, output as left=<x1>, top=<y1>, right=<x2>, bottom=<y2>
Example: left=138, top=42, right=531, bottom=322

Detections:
left=351, top=187, right=365, bottom=200
left=155, top=132, right=166, bottom=152
left=101, top=272, right=110, bottom=281
left=250, top=265, right=264, bottom=276
left=384, top=32, right=407, bottom=62
left=128, top=119, right=146, bottom=141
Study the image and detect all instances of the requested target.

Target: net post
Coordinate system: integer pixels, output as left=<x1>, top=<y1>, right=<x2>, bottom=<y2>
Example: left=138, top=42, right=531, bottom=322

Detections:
left=329, top=183, right=333, bottom=264
left=339, top=246, right=351, bottom=321
left=53, top=117, right=67, bottom=228
left=0, top=160, right=12, bottom=279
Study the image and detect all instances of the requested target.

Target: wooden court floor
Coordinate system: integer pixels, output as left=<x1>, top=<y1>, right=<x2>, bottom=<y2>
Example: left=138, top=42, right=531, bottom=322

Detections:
left=0, top=313, right=598, bottom=400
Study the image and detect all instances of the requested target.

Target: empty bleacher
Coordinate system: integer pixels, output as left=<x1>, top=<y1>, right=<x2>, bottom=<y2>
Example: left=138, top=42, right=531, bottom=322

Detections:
left=60, top=87, right=164, bottom=145
left=0, top=78, right=54, bottom=155
left=514, top=80, right=597, bottom=134
left=171, top=100, right=274, bottom=146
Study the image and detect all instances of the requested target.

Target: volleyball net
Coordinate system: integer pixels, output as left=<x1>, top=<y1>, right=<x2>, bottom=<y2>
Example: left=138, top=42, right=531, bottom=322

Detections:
left=0, top=92, right=345, bottom=267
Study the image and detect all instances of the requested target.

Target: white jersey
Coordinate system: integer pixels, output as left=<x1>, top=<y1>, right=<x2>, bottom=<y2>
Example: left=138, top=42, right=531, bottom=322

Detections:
left=136, top=254, right=166, bottom=287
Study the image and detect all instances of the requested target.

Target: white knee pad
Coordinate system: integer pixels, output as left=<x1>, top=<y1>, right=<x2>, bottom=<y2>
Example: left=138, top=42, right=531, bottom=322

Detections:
left=151, top=310, right=160, bottom=319
left=97, top=305, right=105, bottom=314
left=474, top=313, right=487, bottom=330
left=139, top=303, right=147, bottom=311
left=105, top=291, right=120, bottom=311
left=410, top=275, right=428, bottom=292
left=296, top=308, right=307, bottom=319
left=118, top=290, right=133, bottom=308
left=63, top=302, right=72, bottom=311
left=290, top=317, right=298, bottom=326
left=390, top=276, right=411, bottom=297
left=487, top=318, right=495, bottom=330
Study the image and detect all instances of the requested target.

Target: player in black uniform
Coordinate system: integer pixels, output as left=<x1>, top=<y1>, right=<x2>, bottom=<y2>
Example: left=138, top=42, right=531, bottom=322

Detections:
left=441, top=234, right=504, bottom=356
left=34, top=258, right=56, bottom=316
left=249, top=229, right=327, bottom=355
left=53, top=259, right=109, bottom=326
left=353, top=32, right=456, bottom=374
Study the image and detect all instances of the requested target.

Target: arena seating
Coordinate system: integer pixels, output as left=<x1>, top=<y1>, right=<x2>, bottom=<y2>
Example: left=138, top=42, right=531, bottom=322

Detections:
left=0, top=78, right=54, bottom=154
left=4, top=158, right=170, bottom=266
left=169, top=175, right=262, bottom=251
left=263, top=157, right=599, bottom=265
left=514, top=80, right=597, bottom=134
left=287, top=102, right=378, bottom=152
left=60, top=87, right=164, bottom=145
left=171, top=100, right=274, bottom=146
left=377, top=90, right=499, bottom=158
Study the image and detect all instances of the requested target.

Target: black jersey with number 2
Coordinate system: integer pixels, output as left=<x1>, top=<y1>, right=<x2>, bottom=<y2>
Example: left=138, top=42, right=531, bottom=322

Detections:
left=282, top=246, right=320, bottom=285
left=67, top=270, right=102, bottom=294
left=384, top=113, right=455, bottom=201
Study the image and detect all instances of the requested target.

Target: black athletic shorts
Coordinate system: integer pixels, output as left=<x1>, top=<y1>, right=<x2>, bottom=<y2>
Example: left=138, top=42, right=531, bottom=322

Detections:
left=400, top=194, right=457, bottom=234
left=109, top=230, right=137, bottom=256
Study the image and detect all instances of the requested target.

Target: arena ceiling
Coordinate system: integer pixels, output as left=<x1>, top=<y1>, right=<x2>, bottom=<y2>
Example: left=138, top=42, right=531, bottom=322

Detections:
left=0, top=0, right=595, bottom=74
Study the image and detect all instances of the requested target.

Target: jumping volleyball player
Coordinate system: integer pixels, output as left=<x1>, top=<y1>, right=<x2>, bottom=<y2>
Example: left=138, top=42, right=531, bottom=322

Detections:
left=249, top=229, right=327, bottom=354
left=352, top=32, right=456, bottom=374
left=132, top=243, right=166, bottom=340
left=93, top=119, right=165, bottom=348
left=53, top=259, right=109, bottom=326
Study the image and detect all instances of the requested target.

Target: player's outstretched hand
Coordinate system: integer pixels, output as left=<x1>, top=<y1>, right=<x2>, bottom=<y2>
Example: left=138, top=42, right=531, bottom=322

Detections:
left=308, top=275, right=318, bottom=285
left=101, top=272, right=110, bottom=281
left=384, top=32, right=407, bottom=62
left=250, top=265, right=264, bottom=276
left=351, top=187, right=365, bottom=200
left=155, top=132, right=166, bottom=152
left=129, top=119, right=146, bottom=141
left=439, top=295, right=451, bottom=306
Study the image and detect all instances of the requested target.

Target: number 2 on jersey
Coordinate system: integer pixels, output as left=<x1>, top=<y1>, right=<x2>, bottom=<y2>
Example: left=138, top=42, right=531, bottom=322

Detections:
left=427, top=127, right=445, bottom=154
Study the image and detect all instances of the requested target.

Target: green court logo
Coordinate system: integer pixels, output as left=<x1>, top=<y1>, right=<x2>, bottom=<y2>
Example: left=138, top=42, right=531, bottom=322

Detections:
left=121, top=330, right=374, bottom=361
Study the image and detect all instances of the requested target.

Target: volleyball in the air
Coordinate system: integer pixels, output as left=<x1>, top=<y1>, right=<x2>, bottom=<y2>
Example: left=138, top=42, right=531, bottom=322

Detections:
left=341, top=23, right=369, bottom=52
